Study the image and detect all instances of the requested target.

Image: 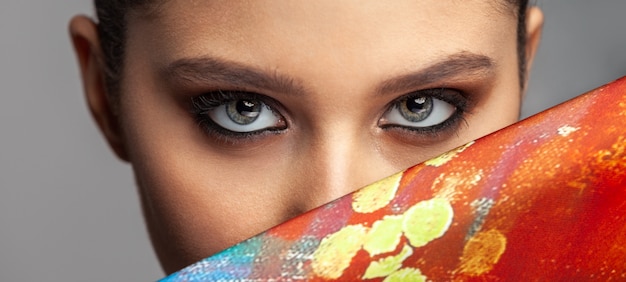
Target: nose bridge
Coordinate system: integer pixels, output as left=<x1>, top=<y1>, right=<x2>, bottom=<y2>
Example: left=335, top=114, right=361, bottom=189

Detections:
left=290, top=124, right=388, bottom=213
left=313, top=130, right=358, bottom=195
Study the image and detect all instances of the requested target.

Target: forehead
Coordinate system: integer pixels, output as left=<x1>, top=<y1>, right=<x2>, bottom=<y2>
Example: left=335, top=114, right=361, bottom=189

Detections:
left=131, top=1, right=515, bottom=52
left=135, top=0, right=517, bottom=21
left=126, top=0, right=518, bottom=92
left=138, top=0, right=516, bottom=33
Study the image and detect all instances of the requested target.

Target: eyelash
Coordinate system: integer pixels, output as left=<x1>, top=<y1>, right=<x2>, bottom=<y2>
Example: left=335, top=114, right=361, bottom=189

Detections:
left=379, top=88, right=470, bottom=138
left=190, top=91, right=287, bottom=142
left=190, top=88, right=471, bottom=143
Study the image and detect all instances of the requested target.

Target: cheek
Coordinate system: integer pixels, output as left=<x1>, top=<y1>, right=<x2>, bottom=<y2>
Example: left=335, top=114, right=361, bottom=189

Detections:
left=126, top=131, right=301, bottom=273
left=116, top=82, right=300, bottom=272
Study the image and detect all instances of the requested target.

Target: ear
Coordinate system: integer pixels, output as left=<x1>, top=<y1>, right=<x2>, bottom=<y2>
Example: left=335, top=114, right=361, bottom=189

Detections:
left=69, top=16, right=129, bottom=161
left=522, top=6, right=544, bottom=91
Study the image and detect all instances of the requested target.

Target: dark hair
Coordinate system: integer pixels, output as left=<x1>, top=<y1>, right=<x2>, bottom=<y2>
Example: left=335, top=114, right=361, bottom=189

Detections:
left=95, top=0, right=530, bottom=97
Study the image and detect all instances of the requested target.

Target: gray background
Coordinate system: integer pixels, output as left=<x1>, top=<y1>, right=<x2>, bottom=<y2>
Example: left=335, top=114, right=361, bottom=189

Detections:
left=1, top=1, right=625, bottom=281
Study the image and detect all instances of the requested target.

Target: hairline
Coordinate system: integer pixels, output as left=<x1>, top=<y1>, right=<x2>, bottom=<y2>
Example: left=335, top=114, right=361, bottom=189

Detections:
left=95, top=0, right=529, bottom=98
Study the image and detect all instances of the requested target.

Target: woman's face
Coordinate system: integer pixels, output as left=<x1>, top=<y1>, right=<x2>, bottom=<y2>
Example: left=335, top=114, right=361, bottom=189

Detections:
left=76, top=0, right=542, bottom=274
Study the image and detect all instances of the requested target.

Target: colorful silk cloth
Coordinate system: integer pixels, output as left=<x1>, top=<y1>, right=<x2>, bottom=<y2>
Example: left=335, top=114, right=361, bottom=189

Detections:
left=160, top=77, right=626, bottom=281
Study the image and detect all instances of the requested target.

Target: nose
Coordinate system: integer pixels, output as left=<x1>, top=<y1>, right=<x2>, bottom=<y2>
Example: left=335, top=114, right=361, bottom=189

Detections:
left=287, top=124, right=398, bottom=214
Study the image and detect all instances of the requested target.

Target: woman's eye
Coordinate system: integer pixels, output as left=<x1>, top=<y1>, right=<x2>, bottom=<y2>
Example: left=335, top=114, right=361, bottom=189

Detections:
left=380, top=89, right=461, bottom=130
left=191, top=92, right=286, bottom=136
left=209, top=99, right=281, bottom=132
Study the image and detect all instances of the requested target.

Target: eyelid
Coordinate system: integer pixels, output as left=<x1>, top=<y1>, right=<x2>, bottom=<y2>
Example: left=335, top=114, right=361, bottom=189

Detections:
left=379, top=88, right=469, bottom=125
left=378, top=87, right=471, bottom=140
left=387, top=88, right=469, bottom=109
left=190, top=91, right=288, bottom=143
left=191, top=90, right=287, bottom=116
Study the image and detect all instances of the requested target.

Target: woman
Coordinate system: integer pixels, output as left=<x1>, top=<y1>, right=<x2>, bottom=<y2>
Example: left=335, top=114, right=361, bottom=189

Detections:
left=69, top=0, right=543, bottom=274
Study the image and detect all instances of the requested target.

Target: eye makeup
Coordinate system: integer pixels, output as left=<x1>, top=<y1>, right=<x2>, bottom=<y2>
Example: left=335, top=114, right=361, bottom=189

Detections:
left=190, top=91, right=287, bottom=144
left=378, top=88, right=472, bottom=142
left=189, top=87, right=473, bottom=146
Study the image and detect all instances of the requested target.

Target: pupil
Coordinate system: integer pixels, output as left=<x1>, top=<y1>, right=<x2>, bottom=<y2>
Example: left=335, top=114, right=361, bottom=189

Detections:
left=236, top=100, right=260, bottom=118
left=399, top=95, right=433, bottom=122
left=225, top=99, right=263, bottom=125
left=407, top=97, right=428, bottom=114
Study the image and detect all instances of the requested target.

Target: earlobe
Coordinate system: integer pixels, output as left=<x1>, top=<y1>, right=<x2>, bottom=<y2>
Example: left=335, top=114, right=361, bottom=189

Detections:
left=523, top=6, right=544, bottom=90
left=69, top=16, right=130, bottom=162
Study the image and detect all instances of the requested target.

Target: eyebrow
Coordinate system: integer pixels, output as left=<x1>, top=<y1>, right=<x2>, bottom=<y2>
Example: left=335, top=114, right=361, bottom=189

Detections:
left=162, top=51, right=495, bottom=96
left=376, top=52, right=496, bottom=96
left=161, top=57, right=308, bottom=96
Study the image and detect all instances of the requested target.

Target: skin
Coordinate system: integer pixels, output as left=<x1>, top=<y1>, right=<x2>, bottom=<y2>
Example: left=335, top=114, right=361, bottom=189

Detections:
left=70, top=0, right=543, bottom=274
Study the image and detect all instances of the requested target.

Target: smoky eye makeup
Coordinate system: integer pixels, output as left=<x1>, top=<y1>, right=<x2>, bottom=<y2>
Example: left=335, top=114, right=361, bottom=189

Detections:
left=190, top=90, right=288, bottom=142
left=188, top=87, right=473, bottom=145
left=378, top=88, right=471, bottom=139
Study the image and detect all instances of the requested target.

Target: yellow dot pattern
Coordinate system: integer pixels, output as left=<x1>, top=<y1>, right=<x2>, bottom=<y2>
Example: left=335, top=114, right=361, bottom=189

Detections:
left=402, top=198, right=454, bottom=248
left=363, top=215, right=404, bottom=256
left=382, top=267, right=427, bottom=282
left=363, top=244, right=413, bottom=279
left=458, top=229, right=507, bottom=276
left=311, top=224, right=369, bottom=279
left=352, top=171, right=403, bottom=213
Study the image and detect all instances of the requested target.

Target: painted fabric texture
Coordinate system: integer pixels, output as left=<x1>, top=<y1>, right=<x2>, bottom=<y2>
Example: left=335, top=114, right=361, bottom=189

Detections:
left=161, top=77, right=626, bottom=281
